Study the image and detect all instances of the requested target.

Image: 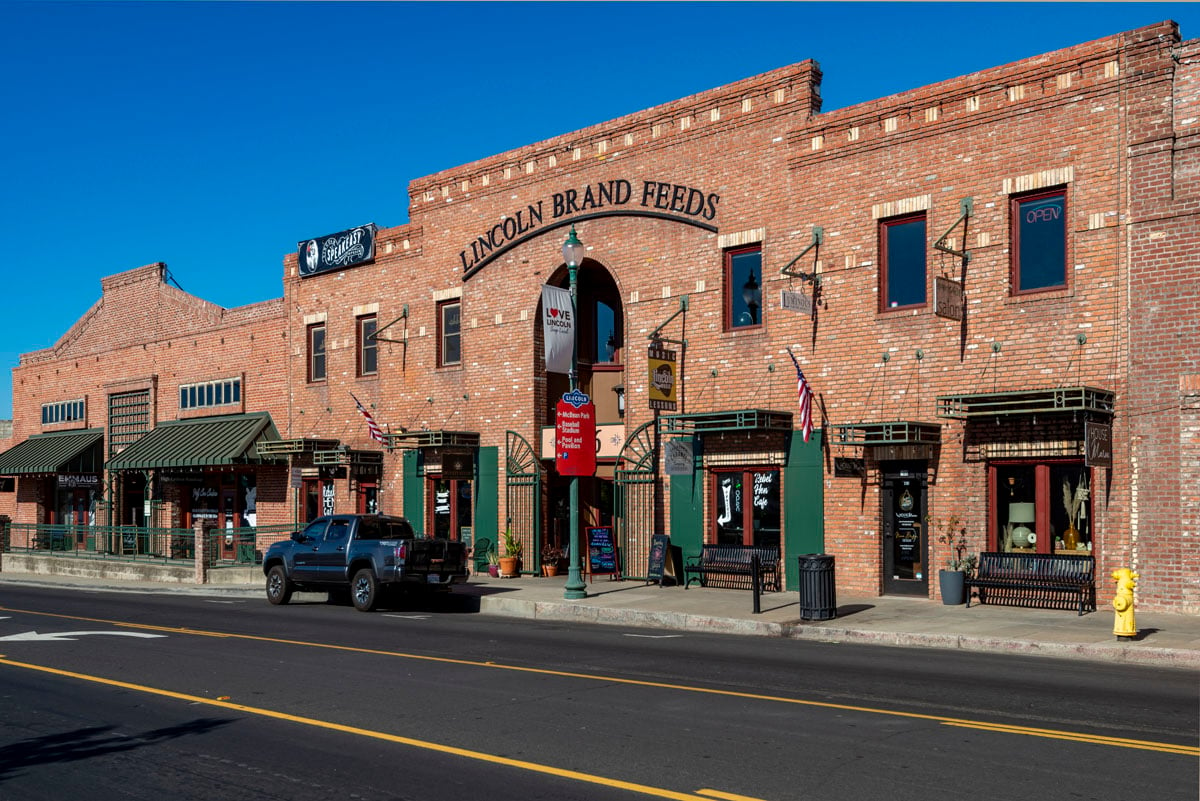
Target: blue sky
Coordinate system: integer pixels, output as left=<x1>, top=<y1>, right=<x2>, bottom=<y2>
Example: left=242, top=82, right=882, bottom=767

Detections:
left=1, top=2, right=1195, bottom=419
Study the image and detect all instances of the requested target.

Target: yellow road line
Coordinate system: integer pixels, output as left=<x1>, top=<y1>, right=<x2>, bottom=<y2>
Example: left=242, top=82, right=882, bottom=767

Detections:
left=696, top=790, right=771, bottom=801
left=1, top=605, right=1196, bottom=757
left=0, top=655, right=722, bottom=801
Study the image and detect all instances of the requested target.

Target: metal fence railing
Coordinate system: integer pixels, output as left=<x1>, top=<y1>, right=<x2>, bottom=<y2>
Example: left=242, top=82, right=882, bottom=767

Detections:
left=4, top=522, right=295, bottom=566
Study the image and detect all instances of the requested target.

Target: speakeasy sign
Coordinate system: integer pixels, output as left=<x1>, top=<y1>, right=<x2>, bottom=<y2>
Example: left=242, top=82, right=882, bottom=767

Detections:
left=460, top=179, right=720, bottom=279
left=298, top=223, right=378, bottom=278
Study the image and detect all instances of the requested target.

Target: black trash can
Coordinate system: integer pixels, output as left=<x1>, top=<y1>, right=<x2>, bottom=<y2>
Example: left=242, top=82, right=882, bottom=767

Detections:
left=798, top=554, right=837, bottom=620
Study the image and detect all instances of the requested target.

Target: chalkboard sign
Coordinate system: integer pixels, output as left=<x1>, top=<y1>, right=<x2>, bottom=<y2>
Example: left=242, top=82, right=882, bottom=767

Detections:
left=646, top=534, right=669, bottom=585
left=587, top=527, right=619, bottom=578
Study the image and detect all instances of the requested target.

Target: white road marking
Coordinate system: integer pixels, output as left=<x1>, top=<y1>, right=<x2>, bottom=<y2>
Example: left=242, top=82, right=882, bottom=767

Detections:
left=0, top=630, right=168, bottom=642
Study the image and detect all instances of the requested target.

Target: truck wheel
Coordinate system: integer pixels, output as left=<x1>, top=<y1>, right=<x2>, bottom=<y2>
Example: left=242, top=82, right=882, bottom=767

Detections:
left=351, top=568, right=380, bottom=612
left=266, top=565, right=293, bottom=605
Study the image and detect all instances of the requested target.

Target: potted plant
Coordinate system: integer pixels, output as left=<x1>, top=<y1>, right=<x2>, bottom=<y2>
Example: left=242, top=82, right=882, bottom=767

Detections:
left=541, top=544, right=563, bottom=577
left=934, top=515, right=977, bottom=605
left=485, top=545, right=500, bottom=578
left=499, top=529, right=522, bottom=578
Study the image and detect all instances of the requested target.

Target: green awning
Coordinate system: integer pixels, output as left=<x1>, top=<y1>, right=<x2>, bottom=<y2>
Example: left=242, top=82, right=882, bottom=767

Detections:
left=106, top=413, right=284, bottom=470
left=0, top=428, right=104, bottom=475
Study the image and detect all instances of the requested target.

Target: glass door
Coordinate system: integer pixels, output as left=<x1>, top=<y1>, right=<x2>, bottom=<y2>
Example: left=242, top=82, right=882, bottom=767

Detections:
left=881, top=462, right=928, bottom=596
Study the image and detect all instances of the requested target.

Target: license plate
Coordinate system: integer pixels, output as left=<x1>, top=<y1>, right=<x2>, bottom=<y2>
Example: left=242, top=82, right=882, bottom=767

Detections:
left=426, top=575, right=440, bottom=584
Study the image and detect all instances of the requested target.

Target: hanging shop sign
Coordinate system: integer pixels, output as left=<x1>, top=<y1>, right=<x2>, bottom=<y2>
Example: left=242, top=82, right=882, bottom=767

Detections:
left=663, top=439, right=694, bottom=476
left=555, top=390, right=596, bottom=477
left=298, top=223, right=377, bottom=278
left=780, top=289, right=813, bottom=316
left=541, top=284, right=574, bottom=375
left=440, top=447, right=475, bottom=480
left=934, top=276, right=964, bottom=321
left=1085, top=421, right=1113, bottom=468
left=459, top=179, right=721, bottom=279
left=647, top=345, right=678, bottom=411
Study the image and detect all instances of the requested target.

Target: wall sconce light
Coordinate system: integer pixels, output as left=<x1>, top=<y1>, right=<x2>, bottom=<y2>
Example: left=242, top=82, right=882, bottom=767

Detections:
left=613, top=384, right=625, bottom=418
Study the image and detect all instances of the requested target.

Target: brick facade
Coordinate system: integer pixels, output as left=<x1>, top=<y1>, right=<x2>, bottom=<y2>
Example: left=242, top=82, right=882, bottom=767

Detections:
left=3, top=22, right=1196, bottom=612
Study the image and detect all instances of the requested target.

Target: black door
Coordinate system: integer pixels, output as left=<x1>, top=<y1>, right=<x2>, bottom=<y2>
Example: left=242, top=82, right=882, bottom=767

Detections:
left=881, top=462, right=928, bottom=596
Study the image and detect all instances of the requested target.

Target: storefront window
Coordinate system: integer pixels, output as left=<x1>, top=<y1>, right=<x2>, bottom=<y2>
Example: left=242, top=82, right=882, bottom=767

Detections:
left=712, top=469, right=780, bottom=548
left=995, top=461, right=1090, bottom=554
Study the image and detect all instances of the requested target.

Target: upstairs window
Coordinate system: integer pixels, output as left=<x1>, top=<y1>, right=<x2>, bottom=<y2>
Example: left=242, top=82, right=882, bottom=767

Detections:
left=438, top=300, right=461, bottom=367
left=308, top=322, right=326, bottom=383
left=42, top=399, right=85, bottom=425
left=179, top=378, right=241, bottom=410
left=725, top=245, right=763, bottom=330
left=1012, top=188, right=1067, bottom=293
left=357, top=314, right=378, bottom=376
left=880, top=213, right=927, bottom=311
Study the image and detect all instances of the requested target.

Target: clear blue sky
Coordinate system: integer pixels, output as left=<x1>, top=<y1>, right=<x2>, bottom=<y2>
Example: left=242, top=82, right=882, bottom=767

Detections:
left=1, top=2, right=1194, bottom=419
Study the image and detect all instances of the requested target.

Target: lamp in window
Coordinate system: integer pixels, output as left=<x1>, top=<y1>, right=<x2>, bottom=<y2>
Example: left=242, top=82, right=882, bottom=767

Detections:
left=1008, top=502, right=1035, bottom=548
left=613, top=384, right=625, bottom=418
left=605, top=330, right=617, bottom=363
left=742, top=269, right=761, bottom=324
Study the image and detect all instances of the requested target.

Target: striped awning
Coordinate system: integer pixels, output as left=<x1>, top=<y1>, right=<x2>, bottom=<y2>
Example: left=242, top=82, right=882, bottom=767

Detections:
left=0, top=428, right=105, bottom=476
left=106, top=413, right=284, bottom=470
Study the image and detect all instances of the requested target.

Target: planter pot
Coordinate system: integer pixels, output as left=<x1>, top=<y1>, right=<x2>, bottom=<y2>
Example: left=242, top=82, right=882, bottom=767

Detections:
left=542, top=564, right=559, bottom=577
left=939, top=569, right=966, bottom=605
left=487, top=564, right=500, bottom=578
left=498, top=556, right=519, bottom=578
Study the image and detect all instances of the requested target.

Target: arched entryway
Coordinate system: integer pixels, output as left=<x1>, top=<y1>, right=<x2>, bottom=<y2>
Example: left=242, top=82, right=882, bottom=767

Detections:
left=533, top=258, right=625, bottom=575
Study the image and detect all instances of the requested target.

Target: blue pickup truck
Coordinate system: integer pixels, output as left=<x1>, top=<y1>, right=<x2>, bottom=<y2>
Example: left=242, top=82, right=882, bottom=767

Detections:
left=263, top=514, right=470, bottom=612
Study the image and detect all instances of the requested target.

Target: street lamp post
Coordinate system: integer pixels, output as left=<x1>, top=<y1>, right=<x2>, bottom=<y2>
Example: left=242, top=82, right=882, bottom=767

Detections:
left=561, top=226, right=588, bottom=600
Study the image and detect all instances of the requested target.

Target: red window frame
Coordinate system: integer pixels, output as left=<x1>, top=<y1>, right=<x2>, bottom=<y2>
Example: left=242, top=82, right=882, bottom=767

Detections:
left=437, top=300, right=461, bottom=367
left=1010, top=188, right=1068, bottom=295
left=307, top=322, right=326, bottom=383
left=357, top=314, right=377, bottom=377
left=879, top=213, right=927, bottom=312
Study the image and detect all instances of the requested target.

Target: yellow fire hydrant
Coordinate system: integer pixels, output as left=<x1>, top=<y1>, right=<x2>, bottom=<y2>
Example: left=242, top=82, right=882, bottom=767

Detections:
left=1112, top=567, right=1139, bottom=641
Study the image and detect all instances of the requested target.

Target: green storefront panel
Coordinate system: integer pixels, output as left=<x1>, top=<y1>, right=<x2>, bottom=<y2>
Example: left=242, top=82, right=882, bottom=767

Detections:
left=784, top=429, right=824, bottom=590
left=402, top=449, right=424, bottom=535
left=475, top=445, right=499, bottom=547
left=668, top=438, right=704, bottom=561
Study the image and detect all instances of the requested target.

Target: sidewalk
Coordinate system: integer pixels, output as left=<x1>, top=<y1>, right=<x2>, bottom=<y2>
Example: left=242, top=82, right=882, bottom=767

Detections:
left=2, top=568, right=1198, bottom=671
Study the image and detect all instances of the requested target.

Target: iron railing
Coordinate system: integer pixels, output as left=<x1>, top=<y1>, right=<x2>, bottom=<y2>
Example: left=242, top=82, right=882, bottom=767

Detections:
left=5, top=522, right=294, bottom=566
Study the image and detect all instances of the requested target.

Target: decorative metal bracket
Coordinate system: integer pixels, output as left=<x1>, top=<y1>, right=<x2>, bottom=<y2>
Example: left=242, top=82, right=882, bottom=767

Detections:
left=933, top=198, right=973, bottom=262
left=648, top=296, right=688, bottom=346
left=781, top=227, right=823, bottom=284
left=371, top=304, right=409, bottom=344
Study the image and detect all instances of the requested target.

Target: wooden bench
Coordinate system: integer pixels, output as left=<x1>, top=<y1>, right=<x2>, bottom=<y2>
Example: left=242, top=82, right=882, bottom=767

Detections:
left=965, top=552, right=1096, bottom=615
left=685, top=544, right=780, bottom=592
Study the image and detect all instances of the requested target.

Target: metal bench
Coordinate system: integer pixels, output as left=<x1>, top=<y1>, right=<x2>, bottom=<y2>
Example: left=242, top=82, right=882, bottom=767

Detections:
left=965, top=551, right=1096, bottom=615
left=685, top=544, right=780, bottom=592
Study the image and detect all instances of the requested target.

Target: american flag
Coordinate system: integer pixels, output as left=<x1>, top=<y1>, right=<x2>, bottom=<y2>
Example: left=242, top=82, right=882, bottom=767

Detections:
left=352, top=394, right=387, bottom=445
left=787, top=349, right=815, bottom=443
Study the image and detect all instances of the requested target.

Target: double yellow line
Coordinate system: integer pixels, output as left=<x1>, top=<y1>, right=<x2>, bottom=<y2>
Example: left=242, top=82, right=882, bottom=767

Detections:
left=1, top=606, right=1195, bottom=778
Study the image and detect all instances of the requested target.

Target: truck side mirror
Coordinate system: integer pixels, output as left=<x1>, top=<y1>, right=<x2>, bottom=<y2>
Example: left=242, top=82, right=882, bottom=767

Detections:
left=291, top=531, right=309, bottom=544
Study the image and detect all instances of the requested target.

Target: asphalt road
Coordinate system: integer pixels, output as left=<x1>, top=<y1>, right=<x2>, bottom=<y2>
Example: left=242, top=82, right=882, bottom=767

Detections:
left=0, top=585, right=1195, bottom=801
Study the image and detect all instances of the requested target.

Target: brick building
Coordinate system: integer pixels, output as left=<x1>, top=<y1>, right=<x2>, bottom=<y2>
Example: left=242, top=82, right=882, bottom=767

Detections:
left=2, top=21, right=1196, bottom=611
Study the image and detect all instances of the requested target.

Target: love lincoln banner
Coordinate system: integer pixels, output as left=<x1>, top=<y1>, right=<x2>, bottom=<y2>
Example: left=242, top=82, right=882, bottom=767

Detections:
left=542, top=284, right=574, bottom=375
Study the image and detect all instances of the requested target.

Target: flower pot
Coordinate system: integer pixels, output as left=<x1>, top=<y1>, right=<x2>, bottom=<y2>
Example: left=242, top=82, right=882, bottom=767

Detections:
left=542, top=564, right=559, bottom=577
left=939, top=569, right=966, bottom=605
left=498, top=556, right=519, bottom=578
left=487, top=564, right=500, bottom=578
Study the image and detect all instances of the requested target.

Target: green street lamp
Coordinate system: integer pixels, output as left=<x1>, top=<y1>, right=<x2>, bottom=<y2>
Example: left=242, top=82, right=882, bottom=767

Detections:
left=562, top=225, right=588, bottom=600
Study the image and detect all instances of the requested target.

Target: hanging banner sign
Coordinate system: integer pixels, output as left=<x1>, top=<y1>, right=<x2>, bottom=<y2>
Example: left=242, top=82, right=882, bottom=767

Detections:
left=542, top=284, right=574, bottom=375
left=555, top=390, right=596, bottom=476
left=298, top=223, right=377, bottom=278
left=647, top=345, right=678, bottom=411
